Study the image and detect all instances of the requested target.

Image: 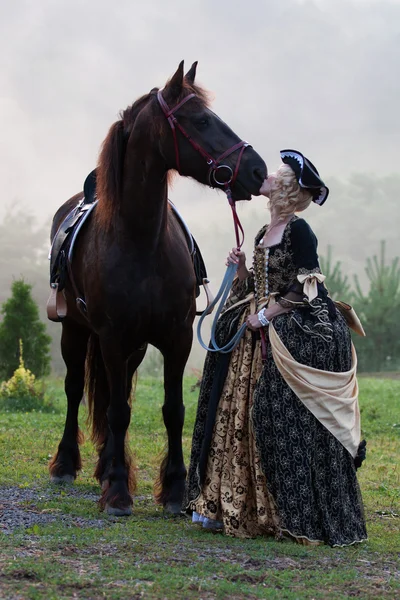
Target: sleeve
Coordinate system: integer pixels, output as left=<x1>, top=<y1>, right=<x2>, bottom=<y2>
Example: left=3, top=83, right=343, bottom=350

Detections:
left=290, top=218, right=320, bottom=273
left=288, top=218, right=326, bottom=303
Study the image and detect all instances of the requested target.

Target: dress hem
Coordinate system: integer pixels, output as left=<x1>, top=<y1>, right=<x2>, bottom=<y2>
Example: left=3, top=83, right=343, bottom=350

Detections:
left=280, top=527, right=368, bottom=548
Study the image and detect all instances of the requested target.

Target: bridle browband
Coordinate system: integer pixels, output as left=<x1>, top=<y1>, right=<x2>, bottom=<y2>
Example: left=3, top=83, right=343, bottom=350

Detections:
left=157, top=89, right=249, bottom=248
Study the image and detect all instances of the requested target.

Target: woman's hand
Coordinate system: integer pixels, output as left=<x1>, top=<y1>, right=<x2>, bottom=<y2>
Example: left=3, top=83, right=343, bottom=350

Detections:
left=246, top=313, right=263, bottom=331
left=226, top=248, right=246, bottom=269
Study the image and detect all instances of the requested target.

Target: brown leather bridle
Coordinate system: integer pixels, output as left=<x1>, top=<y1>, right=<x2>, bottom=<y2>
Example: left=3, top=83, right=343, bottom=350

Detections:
left=158, top=88, right=270, bottom=359
left=157, top=89, right=249, bottom=248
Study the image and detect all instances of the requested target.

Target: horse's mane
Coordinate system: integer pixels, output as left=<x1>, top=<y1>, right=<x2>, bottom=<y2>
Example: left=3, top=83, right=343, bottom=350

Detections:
left=96, top=81, right=210, bottom=230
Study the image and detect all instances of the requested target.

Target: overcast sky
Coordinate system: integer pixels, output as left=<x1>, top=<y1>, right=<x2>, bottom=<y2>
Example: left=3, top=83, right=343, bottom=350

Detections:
left=0, top=0, right=399, bottom=226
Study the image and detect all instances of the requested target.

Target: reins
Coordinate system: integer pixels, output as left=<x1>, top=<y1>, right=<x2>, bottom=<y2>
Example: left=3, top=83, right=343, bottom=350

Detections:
left=196, top=185, right=249, bottom=354
left=196, top=263, right=248, bottom=353
left=156, top=88, right=252, bottom=354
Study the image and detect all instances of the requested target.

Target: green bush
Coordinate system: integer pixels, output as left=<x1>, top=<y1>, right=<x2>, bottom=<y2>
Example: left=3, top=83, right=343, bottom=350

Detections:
left=0, top=341, right=55, bottom=412
left=0, top=279, right=51, bottom=380
left=352, top=242, right=400, bottom=372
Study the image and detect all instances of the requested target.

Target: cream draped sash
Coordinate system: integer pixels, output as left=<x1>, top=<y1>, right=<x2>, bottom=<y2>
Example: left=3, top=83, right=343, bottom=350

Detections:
left=269, top=322, right=360, bottom=458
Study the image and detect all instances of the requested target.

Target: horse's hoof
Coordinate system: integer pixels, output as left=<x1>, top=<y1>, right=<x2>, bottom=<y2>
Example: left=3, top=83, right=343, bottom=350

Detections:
left=50, top=474, right=75, bottom=484
left=105, top=504, right=132, bottom=517
left=164, top=502, right=183, bottom=515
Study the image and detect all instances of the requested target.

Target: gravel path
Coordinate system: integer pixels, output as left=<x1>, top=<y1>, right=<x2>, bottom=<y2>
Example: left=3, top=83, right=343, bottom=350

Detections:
left=0, top=486, right=106, bottom=534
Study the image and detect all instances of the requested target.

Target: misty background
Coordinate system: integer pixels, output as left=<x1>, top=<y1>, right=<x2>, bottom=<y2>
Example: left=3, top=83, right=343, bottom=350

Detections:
left=0, top=0, right=399, bottom=372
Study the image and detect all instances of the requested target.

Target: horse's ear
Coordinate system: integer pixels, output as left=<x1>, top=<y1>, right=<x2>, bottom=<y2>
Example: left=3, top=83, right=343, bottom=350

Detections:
left=185, top=61, right=198, bottom=85
left=165, top=61, right=184, bottom=100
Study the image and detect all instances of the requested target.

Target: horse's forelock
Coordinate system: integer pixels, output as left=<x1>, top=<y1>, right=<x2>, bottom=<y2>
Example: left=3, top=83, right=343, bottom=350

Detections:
left=183, top=81, right=211, bottom=108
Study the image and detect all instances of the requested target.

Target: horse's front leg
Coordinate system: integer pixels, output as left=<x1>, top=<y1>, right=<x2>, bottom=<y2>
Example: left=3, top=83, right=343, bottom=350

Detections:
left=99, top=340, right=134, bottom=516
left=95, top=347, right=147, bottom=494
left=156, top=326, right=193, bottom=514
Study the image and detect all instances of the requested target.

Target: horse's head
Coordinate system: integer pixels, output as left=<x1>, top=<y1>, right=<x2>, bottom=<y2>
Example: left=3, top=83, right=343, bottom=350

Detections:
left=96, top=62, right=268, bottom=230
left=150, top=61, right=267, bottom=201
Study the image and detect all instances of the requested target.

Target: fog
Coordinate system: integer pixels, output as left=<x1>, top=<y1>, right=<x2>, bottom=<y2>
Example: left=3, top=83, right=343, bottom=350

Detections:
left=0, top=0, right=399, bottom=370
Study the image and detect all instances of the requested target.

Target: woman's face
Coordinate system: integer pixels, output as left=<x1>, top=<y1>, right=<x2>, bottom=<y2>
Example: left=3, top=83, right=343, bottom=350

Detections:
left=259, top=172, right=278, bottom=198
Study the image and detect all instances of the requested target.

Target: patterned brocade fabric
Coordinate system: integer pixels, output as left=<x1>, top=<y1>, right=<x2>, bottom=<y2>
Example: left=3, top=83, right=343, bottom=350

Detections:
left=251, top=217, right=334, bottom=342
left=191, top=322, right=280, bottom=538
left=224, top=217, right=325, bottom=313
left=253, top=223, right=298, bottom=302
left=252, top=219, right=322, bottom=297
left=222, top=272, right=255, bottom=313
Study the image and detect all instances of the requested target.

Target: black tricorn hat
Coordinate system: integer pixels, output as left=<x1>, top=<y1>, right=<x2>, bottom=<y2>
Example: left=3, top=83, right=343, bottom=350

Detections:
left=280, top=149, right=329, bottom=206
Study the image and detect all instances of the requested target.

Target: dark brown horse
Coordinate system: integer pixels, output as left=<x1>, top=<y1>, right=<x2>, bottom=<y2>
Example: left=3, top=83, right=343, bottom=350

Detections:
left=49, top=61, right=267, bottom=515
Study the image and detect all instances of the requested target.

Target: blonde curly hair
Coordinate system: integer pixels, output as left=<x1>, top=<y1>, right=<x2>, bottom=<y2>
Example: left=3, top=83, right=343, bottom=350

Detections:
left=269, top=164, right=313, bottom=220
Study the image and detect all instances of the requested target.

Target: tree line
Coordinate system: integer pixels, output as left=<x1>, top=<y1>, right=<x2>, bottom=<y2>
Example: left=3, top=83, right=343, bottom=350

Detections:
left=321, top=242, right=400, bottom=372
left=1, top=240, right=399, bottom=379
left=1, top=170, right=399, bottom=378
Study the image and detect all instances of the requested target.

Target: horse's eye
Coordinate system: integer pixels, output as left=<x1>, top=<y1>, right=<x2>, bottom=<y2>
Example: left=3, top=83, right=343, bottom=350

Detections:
left=195, top=117, right=209, bottom=129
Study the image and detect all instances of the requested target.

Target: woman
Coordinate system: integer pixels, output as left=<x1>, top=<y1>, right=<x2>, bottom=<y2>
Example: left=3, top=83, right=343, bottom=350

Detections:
left=185, top=149, right=367, bottom=547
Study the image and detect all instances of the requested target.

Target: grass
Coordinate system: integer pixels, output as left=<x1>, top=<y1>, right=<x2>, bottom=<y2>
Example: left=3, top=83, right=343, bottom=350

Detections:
left=0, top=375, right=399, bottom=599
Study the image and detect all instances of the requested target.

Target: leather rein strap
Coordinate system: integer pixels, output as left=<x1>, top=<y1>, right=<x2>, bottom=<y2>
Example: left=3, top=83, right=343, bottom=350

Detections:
left=157, top=89, right=248, bottom=249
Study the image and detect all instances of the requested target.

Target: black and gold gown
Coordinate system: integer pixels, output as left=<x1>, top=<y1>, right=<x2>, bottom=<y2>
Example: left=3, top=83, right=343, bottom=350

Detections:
left=185, top=216, right=367, bottom=547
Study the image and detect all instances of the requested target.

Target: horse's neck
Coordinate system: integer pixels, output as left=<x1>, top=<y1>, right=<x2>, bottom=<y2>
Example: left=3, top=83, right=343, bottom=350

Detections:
left=119, top=153, right=169, bottom=244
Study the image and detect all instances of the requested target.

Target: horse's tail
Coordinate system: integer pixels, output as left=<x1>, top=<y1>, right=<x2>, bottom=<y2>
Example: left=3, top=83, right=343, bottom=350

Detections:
left=85, top=334, right=110, bottom=455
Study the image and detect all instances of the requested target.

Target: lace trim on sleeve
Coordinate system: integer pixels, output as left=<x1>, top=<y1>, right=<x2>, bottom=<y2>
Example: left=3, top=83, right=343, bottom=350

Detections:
left=297, top=267, right=322, bottom=275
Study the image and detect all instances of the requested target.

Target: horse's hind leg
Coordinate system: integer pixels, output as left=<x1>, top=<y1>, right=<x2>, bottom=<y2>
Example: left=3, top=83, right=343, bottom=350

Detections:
left=156, top=327, right=193, bottom=514
left=49, top=320, right=90, bottom=483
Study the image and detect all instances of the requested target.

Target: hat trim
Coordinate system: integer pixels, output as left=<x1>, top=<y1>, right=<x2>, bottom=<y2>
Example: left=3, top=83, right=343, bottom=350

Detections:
left=280, top=150, right=304, bottom=171
left=280, top=149, right=328, bottom=206
left=314, top=186, right=328, bottom=206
